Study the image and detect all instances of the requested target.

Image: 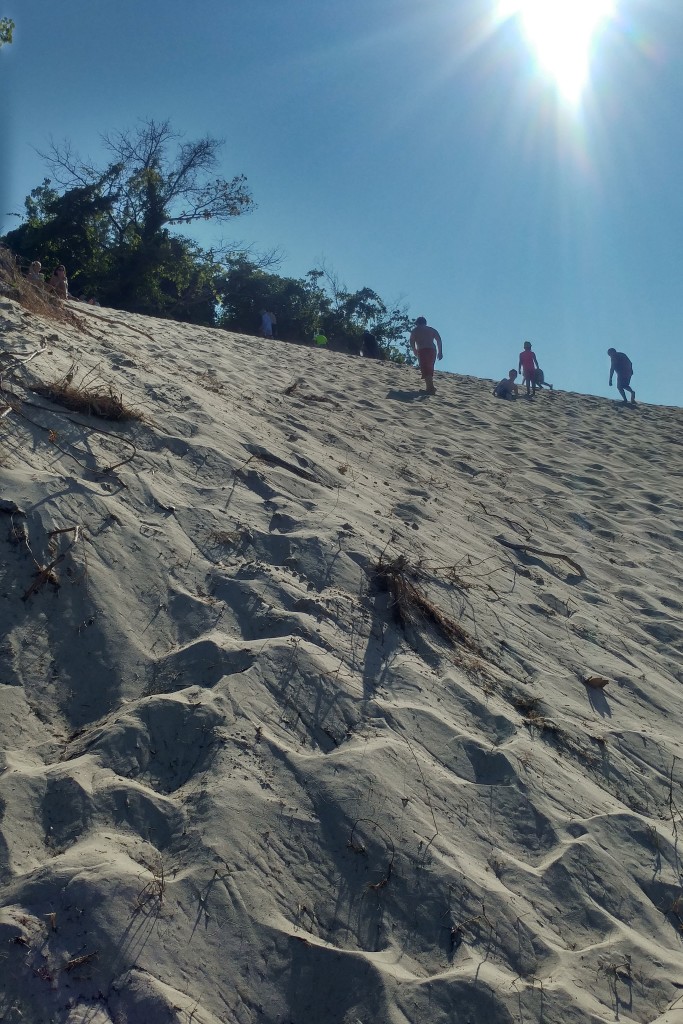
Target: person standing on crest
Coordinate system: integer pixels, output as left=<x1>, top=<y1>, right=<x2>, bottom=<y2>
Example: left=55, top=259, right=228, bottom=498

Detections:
left=607, top=348, right=636, bottom=404
left=518, top=341, right=540, bottom=398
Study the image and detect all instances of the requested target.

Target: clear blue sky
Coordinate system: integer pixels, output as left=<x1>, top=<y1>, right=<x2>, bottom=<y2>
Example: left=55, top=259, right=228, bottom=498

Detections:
left=2, top=0, right=683, bottom=406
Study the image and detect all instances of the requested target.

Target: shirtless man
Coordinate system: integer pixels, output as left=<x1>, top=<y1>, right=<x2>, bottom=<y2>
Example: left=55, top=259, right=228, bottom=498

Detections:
left=409, top=317, right=442, bottom=394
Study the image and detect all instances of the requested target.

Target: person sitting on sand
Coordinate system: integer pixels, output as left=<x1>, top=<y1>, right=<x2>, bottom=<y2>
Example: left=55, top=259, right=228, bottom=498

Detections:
left=493, top=369, right=519, bottom=399
left=410, top=316, right=442, bottom=394
left=607, top=348, right=635, bottom=404
left=533, top=367, right=553, bottom=390
left=518, top=341, right=540, bottom=397
left=27, top=260, right=43, bottom=286
left=48, top=264, right=69, bottom=300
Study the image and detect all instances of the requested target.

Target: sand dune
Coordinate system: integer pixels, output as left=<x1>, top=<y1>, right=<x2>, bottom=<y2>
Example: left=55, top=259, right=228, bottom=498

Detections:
left=1, top=296, right=683, bottom=1023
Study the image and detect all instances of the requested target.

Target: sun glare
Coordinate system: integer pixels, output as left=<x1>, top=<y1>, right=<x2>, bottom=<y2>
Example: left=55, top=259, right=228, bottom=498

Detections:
left=499, top=0, right=616, bottom=103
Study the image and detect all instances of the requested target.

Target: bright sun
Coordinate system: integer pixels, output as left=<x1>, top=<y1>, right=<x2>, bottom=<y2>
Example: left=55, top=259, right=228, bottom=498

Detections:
left=499, top=0, right=616, bottom=102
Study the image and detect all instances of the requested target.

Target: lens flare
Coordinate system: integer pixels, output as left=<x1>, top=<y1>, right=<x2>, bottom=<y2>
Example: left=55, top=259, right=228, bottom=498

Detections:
left=498, top=0, right=616, bottom=103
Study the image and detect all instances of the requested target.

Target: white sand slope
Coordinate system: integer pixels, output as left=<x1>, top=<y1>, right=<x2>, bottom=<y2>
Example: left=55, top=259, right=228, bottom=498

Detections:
left=1, top=296, right=683, bottom=1024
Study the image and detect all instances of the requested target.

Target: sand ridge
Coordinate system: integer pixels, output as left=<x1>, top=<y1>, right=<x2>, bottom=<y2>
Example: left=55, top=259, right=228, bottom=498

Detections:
left=1, top=296, right=683, bottom=1023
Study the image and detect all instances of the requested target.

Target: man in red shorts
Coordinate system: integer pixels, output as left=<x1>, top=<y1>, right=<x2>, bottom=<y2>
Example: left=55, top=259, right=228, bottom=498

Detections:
left=410, top=316, right=443, bottom=394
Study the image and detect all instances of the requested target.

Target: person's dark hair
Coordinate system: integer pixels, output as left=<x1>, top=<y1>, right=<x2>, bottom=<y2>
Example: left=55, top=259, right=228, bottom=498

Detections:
left=415, top=316, right=427, bottom=326
left=607, top=347, right=616, bottom=355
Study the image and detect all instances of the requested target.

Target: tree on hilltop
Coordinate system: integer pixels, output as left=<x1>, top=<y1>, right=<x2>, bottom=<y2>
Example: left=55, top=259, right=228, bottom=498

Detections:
left=3, top=119, right=253, bottom=315
left=41, top=119, right=254, bottom=234
left=218, top=257, right=414, bottom=362
left=3, top=119, right=415, bottom=360
left=0, top=18, right=14, bottom=47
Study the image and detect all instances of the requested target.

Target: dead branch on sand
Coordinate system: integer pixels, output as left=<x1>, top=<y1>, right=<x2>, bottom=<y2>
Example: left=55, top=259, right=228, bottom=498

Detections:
left=349, top=818, right=395, bottom=891
left=63, top=951, right=99, bottom=973
left=21, top=524, right=82, bottom=601
left=400, top=732, right=439, bottom=856
left=373, top=551, right=482, bottom=654
left=134, top=854, right=166, bottom=914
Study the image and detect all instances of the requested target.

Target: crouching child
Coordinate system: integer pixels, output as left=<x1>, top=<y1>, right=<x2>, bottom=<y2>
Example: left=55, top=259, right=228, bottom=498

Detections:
left=493, top=370, right=519, bottom=400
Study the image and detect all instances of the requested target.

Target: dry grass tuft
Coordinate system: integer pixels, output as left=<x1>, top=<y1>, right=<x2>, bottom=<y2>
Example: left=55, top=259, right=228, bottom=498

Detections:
left=0, top=247, right=87, bottom=331
left=33, top=363, right=142, bottom=421
left=373, top=551, right=481, bottom=653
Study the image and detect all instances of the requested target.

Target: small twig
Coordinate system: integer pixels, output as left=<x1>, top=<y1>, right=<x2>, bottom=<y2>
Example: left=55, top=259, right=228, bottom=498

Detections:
left=13, top=347, right=45, bottom=366
left=669, top=757, right=680, bottom=858
left=48, top=525, right=81, bottom=540
left=134, top=854, right=166, bottom=913
left=349, top=818, right=395, bottom=891
left=21, top=526, right=82, bottom=600
left=21, top=551, right=66, bottom=600
left=401, top=732, right=439, bottom=854
left=469, top=499, right=531, bottom=538
left=451, top=904, right=495, bottom=948
left=63, top=951, right=98, bottom=972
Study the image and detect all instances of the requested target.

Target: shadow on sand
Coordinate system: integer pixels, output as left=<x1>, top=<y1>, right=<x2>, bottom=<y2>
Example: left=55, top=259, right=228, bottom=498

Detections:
left=386, top=388, right=429, bottom=402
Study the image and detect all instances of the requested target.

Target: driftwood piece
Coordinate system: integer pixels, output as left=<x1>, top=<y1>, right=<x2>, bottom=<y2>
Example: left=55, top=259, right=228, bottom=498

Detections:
left=496, top=535, right=586, bottom=578
left=21, top=552, right=66, bottom=601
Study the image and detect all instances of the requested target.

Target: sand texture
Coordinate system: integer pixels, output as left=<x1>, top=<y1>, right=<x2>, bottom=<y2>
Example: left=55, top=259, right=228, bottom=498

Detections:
left=1, top=296, right=683, bottom=1024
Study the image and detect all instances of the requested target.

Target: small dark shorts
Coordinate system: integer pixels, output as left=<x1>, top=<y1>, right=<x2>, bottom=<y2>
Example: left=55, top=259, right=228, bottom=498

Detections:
left=617, top=373, right=632, bottom=389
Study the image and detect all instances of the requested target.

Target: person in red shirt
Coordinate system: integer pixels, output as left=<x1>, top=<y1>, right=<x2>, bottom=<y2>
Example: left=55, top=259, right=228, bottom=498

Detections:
left=518, top=341, right=540, bottom=397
